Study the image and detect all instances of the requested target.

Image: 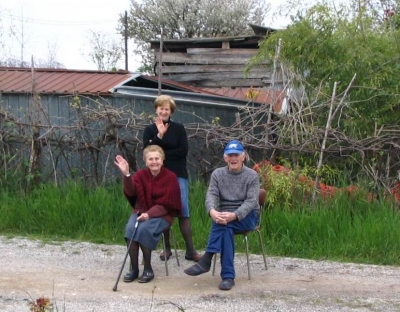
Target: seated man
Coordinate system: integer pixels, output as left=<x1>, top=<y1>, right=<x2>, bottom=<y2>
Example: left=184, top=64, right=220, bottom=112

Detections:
left=184, top=140, right=260, bottom=290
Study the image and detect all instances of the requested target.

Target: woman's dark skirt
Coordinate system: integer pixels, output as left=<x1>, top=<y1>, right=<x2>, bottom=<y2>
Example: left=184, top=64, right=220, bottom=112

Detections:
left=124, top=213, right=169, bottom=250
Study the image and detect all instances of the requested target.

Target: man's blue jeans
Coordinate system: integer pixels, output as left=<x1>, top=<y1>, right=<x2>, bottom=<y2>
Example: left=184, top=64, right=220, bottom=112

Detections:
left=205, top=210, right=259, bottom=279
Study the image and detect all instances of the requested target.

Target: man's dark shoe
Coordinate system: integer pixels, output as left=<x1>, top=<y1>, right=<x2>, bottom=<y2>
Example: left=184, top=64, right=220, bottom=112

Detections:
left=123, top=270, right=139, bottom=283
left=218, top=278, right=235, bottom=290
left=138, top=270, right=154, bottom=283
left=184, top=263, right=210, bottom=276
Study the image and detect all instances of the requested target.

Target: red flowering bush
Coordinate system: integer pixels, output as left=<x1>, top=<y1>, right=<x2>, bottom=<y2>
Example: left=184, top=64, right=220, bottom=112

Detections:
left=253, top=160, right=377, bottom=205
left=28, top=297, right=53, bottom=312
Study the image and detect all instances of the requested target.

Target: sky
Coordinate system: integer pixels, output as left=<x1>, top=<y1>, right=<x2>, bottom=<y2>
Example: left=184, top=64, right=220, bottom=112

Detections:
left=0, top=0, right=133, bottom=70
left=0, top=0, right=292, bottom=72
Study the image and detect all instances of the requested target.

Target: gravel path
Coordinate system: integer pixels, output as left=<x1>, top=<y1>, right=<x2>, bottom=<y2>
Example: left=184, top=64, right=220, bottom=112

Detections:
left=1, top=236, right=400, bottom=312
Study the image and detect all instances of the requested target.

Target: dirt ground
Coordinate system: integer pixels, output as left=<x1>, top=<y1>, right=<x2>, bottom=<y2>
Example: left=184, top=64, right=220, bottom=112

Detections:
left=1, top=236, right=400, bottom=312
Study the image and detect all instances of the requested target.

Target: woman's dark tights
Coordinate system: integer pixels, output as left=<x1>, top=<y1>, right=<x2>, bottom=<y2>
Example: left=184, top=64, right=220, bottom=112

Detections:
left=140, top=244, right=153, bottom=273
left=127, top=240, right=153, bottom=273
left=127, top=239, right=139, bottom=272
left=163, top=217, right=196, bottom=256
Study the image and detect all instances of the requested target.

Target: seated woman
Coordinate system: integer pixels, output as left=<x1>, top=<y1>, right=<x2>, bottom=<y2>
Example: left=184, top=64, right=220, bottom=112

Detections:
left=114, top=145, right=182, bottom=283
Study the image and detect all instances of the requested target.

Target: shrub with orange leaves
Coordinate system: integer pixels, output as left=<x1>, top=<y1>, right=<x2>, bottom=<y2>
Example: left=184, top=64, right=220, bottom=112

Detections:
left=390, top=182, right=400, bottom=203
left=318, top=183, right=340, bottom=199
left=252, top=160, right=314, bottom=208
left=253, top=159, right=376, bottom=203
left=245, top=87, right=261, bottom=100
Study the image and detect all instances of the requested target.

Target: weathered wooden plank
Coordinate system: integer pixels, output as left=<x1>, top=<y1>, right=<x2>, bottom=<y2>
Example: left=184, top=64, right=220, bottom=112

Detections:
left=150, top=37, right=260, bottom=51
left=186, top=78, right=284, bottom=88
left=186, top=48, right=259, bottom=55
left=167, top=72, right=271, bottom=82
left=222, top=41, right=230, bottom=49
left=159, top=64, right=272, bottom=74
left=261, top=78, right=284, bottom=85
left=156, top=52, right=270, bottom=65
left=192, top=78, right=266, bottom=88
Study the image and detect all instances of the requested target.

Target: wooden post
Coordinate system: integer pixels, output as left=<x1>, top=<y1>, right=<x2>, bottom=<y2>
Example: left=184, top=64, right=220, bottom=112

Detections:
left=158, top=26, right=164, bottom=95
left=124, top=10, right=128, bottom=71
left=27, top=61, right=42, bottom=192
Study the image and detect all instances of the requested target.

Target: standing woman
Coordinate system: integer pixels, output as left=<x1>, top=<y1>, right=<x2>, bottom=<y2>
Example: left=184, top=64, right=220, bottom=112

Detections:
left=143, top=94, right=200, bottom=262
left=114, top=145, right=182, bottom=283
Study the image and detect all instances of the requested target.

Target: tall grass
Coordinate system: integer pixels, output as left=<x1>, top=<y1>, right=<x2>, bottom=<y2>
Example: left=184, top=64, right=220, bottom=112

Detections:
left=1, top=180, right=400, bottom=266
left=0, top=182, right=130, bottom=243
left=263, top=194, right=400, bottom=265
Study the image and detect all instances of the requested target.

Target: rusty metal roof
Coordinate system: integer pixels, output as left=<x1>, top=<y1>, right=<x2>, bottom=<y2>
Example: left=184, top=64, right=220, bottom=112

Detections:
left=200, top=87, right=284, bottom=112
left=140, top=75, right=220, bottom=95
left=139, top=75, right=284, bottom=108
left=0, top=67, right=139, bottom=95
left=0, top=67, right=284, bottom=111
left=136, top=75, right=284, bottom=111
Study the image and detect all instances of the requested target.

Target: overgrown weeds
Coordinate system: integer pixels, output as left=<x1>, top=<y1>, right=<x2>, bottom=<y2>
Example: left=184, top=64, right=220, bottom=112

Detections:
left=1, top=179, right=400, bottom=266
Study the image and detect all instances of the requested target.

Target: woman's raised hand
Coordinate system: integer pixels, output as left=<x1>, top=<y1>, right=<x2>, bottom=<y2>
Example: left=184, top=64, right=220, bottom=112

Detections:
left=155, top=117, right=169, bottom=138
left=114, top=155, right=130, bottom=176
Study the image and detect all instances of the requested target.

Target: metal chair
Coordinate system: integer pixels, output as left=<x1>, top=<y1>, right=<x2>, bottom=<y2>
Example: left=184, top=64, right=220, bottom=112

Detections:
left=132, top=227, right=180, bottom=276
left=161, top=227, right=180, bottom=276
left=212, top=189, right=268, bottom=280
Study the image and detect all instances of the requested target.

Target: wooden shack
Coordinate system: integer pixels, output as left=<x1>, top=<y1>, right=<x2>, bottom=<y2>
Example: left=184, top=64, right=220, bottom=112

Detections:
left=148, top=25, right=280, bottom=89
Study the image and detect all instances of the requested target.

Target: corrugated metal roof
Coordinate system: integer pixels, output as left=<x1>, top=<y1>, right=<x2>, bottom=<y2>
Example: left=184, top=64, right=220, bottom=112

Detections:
left=140, top=75, right=220, bottom=95
left=200, top=87, right=284, bottom=112
left=0, top=67, right=140, bottom=95
left=137, top=75, right=284, bottom=112
left=0, top=67, right=284, bottom=112
left=114, top=86, right=255, bottom=108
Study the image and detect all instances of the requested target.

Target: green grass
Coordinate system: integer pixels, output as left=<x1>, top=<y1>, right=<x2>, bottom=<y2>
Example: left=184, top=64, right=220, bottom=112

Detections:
left=1, top=180, right=400, bottom=266
left=263, top=194, right=400, bottom=265
left=0, top=182, right=129, bottom=243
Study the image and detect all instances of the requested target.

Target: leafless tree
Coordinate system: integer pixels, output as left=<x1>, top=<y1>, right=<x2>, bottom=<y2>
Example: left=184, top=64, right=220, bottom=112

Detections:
left=87, top=30, right=124, bottom=71
left=0, top=8, right=64, bottom=69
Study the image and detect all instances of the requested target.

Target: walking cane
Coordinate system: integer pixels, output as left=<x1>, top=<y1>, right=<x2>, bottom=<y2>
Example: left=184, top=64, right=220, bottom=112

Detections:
left=112, top=213, right=141, bottom=291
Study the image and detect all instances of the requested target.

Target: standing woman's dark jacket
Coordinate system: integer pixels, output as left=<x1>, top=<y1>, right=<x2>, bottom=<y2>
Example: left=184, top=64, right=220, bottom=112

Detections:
left=143, top=120, right=188, bottom=179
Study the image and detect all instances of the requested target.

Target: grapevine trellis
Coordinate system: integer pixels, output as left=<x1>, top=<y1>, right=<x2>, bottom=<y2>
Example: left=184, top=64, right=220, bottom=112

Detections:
left=1, top=68, right=400, bottom=198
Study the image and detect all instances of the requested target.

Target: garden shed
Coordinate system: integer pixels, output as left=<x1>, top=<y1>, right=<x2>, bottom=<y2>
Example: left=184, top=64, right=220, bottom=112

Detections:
left=0, top=67, right=266, bottom=185
left=148, top=24, right=285, bottom=111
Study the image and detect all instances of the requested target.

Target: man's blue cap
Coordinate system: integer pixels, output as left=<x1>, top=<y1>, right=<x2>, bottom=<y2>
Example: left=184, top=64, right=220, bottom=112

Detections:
left=224, top=140, right=245, bottom=155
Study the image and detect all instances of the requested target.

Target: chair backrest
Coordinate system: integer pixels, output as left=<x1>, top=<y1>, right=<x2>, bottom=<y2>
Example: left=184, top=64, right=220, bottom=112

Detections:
left=257, top=189, right=267, bottom=229
left=259, top=189, right=267, bottom=207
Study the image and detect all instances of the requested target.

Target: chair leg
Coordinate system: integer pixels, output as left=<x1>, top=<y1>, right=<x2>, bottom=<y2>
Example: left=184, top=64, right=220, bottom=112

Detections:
left=212, top=253, right=217, bottom=276
left=170, top=228, right=180, bottom=267
left=256, top=229, right=267, bottom=270
left=212, top=232, right=265, bottom=279
left=162, top=233, right=169, bottom=276
left=243, top=234, right=251, bottom=280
